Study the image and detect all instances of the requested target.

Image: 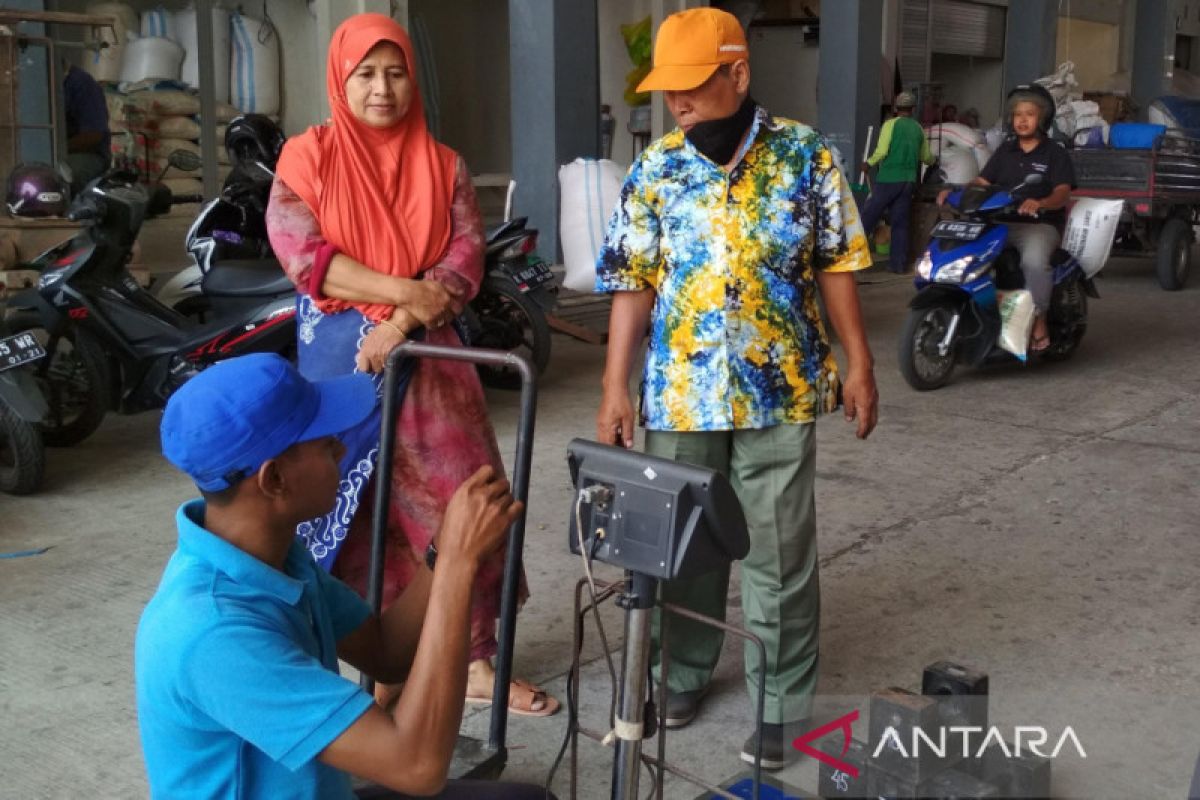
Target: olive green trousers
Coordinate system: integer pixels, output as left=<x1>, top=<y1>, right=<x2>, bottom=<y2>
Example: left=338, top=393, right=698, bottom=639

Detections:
left=646, top=423, right=819, bottom=725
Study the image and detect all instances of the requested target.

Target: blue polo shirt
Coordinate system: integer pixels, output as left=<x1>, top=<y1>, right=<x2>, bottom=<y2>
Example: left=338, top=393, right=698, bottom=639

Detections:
left=135, top=500, right=375, bottom=799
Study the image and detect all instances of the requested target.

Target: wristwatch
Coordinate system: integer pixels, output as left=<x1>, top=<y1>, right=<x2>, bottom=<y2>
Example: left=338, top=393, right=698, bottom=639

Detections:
left=424, top=541, right=438, bottom=571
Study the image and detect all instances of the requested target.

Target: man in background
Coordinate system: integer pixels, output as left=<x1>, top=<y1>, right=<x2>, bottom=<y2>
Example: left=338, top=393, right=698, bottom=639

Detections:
left=62, top=57, right=110, bottom=193
left=860, top=91, right=936, bottom=273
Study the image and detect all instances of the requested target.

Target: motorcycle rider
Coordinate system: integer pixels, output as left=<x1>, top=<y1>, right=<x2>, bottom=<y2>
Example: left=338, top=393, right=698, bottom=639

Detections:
left=937, top=84, right=1075, bottom=353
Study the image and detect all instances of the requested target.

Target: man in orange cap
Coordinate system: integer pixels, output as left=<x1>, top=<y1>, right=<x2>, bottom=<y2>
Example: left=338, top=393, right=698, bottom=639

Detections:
left=595, top=6, right=878, bottom=771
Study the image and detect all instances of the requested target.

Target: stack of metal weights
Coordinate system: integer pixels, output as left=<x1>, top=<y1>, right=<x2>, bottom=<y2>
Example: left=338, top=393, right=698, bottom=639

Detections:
left=817, top=662, right=1052, bottom=799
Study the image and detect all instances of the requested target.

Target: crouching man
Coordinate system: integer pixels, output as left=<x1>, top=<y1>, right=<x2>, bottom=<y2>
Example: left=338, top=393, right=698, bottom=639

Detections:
left=136, top=353, right=548, bottom=799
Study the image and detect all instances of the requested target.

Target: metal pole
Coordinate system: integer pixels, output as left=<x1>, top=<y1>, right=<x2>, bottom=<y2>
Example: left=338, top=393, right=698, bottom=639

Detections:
left=488, top=347, right=537, bottom=752
left=364, top=339, right=535, bottom=754
left=195, top=0, right=219, bottom=197
left=612, top=572, right=657, bottom=800
left=360, top=353, right=402, bottom=693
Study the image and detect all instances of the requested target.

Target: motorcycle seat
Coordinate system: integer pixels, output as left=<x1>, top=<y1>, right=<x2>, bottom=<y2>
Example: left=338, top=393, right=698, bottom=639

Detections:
left=486, top=217, right=527, bottom=243
left=202, top=258, right=294, bottom=298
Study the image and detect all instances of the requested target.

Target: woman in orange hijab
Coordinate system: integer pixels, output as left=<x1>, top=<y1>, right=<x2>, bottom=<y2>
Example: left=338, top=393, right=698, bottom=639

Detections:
left=267, top=13, right=557, bottom=718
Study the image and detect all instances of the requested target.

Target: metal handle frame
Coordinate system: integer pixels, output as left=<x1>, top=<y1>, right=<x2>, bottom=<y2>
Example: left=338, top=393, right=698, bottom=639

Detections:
left=365, top=340, right=537, bottom=756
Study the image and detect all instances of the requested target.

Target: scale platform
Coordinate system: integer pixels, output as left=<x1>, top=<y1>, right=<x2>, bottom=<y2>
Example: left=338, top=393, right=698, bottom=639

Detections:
left=692, top=772, right=813, bottom=800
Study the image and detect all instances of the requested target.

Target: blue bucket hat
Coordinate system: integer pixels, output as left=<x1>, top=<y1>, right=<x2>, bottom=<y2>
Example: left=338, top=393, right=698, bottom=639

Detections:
left=161, top=353, right=375, bottom=492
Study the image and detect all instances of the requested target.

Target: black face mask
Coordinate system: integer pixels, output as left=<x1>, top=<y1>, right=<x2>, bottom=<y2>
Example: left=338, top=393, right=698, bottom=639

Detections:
left=685, top=96, right=757, bottom=166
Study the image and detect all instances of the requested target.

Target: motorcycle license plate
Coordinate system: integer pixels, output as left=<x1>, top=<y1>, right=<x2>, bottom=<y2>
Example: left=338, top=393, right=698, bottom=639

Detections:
left=513, top=258, right=554, bottom=291
left=0, top=331, right=46, bottom=373
left=931, top=220, right=986, bottom=241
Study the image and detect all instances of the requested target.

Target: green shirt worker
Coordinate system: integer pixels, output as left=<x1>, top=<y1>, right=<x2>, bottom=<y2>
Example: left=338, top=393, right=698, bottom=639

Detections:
left=594, top=7, right=878, bottom=772
left=136, top=353, right=550, bottom=800
left=859, top=92, right=936, bottom=273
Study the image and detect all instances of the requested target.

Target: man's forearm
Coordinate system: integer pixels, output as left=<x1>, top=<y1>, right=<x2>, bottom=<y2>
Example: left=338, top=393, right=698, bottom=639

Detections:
left=1040, top=184, right=1072, bottom=211
left=815, top=271, right=874, bottom=372
left=388, top=562, right=476, bottom=776
left=602, top=289, right=655, bottom=392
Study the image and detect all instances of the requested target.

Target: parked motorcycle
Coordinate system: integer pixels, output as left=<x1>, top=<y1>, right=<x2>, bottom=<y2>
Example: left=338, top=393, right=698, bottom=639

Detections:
left=465, top=214, right=555, bottom=389
left=0, top=285, right=48, bottom=494
left=155, top=114, right=284, bottom=321
left=157, top=162, right=555, bottom=391
left=898, top=175, right=1099, bottom=391
left=5, top=152, right=297, bottom=447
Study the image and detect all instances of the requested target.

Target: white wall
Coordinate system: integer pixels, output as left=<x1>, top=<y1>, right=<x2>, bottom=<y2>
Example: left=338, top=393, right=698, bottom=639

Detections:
left=599, top=0, right=655, bottom=167
left=1056, top=17, right=1119, bottom=92
left=748, top=24, right=819, bottom=124
left=930, top=53, right=1005, bottom=128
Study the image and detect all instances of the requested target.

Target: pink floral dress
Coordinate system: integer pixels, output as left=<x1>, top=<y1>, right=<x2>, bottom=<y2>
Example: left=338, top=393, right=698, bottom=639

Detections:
left=266, top=155, right=521, bottom=661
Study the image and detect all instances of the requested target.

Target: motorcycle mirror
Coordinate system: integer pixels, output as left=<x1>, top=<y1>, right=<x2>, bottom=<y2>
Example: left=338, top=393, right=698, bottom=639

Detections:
left=1022, top=173, right=1044, bottom=186
left=168, top=150, right=203, bottom=173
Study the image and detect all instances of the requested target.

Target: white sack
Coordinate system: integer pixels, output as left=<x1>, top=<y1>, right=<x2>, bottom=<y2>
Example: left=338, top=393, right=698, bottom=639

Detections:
left=939, top=147, right=979, bottom=184
left=558, top=158, right=625, bottom=293
left=120, top=35, right=184, bottom=83
left=1063, top=198, right=1123, bottom=277
left=140, top=6, right=176, bottom=41
left=85, top=2, right=139, bottom=83
left=230, top=13, right=281, bottom=116
left=175, top=7, right=232, bottom=104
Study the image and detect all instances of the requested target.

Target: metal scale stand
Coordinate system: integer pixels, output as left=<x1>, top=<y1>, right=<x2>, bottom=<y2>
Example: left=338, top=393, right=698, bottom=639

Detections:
left=565, top=439, right=773, bottom=800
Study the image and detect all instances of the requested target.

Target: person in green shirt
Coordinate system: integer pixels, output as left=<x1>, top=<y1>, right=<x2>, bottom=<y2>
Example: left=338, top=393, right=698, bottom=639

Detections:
left=859, top=92, right=936, bottom=273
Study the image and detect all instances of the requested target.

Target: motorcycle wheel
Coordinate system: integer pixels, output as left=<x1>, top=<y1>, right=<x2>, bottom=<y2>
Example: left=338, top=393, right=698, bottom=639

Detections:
left=1042, top=279, right=1088, bottom=362
left=898, top=306, right=957, bottom=391
left=0, top=403, right=45, bottom=494
left=468, top=276, right=552, bottom=390
left=7, top=312, right=110, bottom=447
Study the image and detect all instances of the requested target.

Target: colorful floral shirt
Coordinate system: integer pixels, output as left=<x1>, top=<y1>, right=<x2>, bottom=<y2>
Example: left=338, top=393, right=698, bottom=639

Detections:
left=596, top=105, right=871, bottom=432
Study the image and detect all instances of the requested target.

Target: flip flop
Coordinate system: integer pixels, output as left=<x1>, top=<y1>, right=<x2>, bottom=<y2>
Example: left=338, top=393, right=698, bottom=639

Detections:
left=1029, top=333, right=1052, bottom=354
left=466, top=678, right=561, bottom=718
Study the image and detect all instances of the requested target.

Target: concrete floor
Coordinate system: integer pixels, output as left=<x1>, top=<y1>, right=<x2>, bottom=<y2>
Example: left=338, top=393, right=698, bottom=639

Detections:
left=2, top=256, right=1198, bottom=799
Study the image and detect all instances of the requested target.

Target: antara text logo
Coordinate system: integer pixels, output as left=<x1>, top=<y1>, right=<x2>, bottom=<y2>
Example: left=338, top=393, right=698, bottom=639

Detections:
left=792, top=710, right=1087, bottom=779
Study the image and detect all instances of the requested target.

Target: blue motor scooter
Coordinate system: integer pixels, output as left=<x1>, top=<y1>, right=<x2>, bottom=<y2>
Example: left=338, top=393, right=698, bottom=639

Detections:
left=898, top=175, right=1100, bottom=391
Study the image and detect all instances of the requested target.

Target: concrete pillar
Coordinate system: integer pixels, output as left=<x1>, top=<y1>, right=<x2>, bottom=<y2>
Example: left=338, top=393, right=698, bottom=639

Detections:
left=1131, top=0, right=1174, bottom=117
left=817, top=0, right=882, bottom=182
left=1003, top=0, right=1058, bottom=94
left=509, top=0, right=599, bottom=261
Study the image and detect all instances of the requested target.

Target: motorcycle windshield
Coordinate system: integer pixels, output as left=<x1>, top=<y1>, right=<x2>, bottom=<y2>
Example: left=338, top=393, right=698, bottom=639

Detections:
left=979, top=190, right=1015, bottom=211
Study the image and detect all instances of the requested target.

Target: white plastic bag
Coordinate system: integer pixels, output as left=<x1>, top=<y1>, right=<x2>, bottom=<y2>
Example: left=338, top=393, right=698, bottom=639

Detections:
left=558, top=158, right=626, bottom=293
left=1063, top=198, right=1123, bottom=277
left=997, top=289, right=1036, bottom=362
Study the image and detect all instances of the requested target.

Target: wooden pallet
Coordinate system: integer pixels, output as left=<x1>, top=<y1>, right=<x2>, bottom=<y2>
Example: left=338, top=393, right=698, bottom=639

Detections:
left=548, top=288, right=611, bottom=345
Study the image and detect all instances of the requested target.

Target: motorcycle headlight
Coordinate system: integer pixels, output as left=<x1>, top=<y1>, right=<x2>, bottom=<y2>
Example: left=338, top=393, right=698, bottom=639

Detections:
left=935, top=255, right=976, bottom=284
left=963, top=259, right=992, bottom=283
left=916, top=252, right=933, bottom=280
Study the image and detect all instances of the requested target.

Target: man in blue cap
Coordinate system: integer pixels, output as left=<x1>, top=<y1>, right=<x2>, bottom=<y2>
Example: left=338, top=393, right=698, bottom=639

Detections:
left=136, top=353, right=546, bottom=799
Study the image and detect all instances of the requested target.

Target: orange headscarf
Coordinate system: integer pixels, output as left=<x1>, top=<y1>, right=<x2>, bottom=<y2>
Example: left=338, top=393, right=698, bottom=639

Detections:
left=276, top=13, right=458, bottom=321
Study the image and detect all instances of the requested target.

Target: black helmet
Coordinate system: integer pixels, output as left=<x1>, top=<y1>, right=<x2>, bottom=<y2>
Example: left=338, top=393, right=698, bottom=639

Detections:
left=1005, top=84, right=1056, bottom=135
left=6, top=162, right=69, bottom=218
left=224, top=114, right=285, bottom=168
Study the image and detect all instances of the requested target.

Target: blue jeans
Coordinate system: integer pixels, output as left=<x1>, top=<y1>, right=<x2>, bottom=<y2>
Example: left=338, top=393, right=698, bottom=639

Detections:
left=861, top=181, right=915, bottom=272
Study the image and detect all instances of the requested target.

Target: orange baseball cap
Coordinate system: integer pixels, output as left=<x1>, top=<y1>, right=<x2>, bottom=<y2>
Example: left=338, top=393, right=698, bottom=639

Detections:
left=636, top=8, right=748, bottom=93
